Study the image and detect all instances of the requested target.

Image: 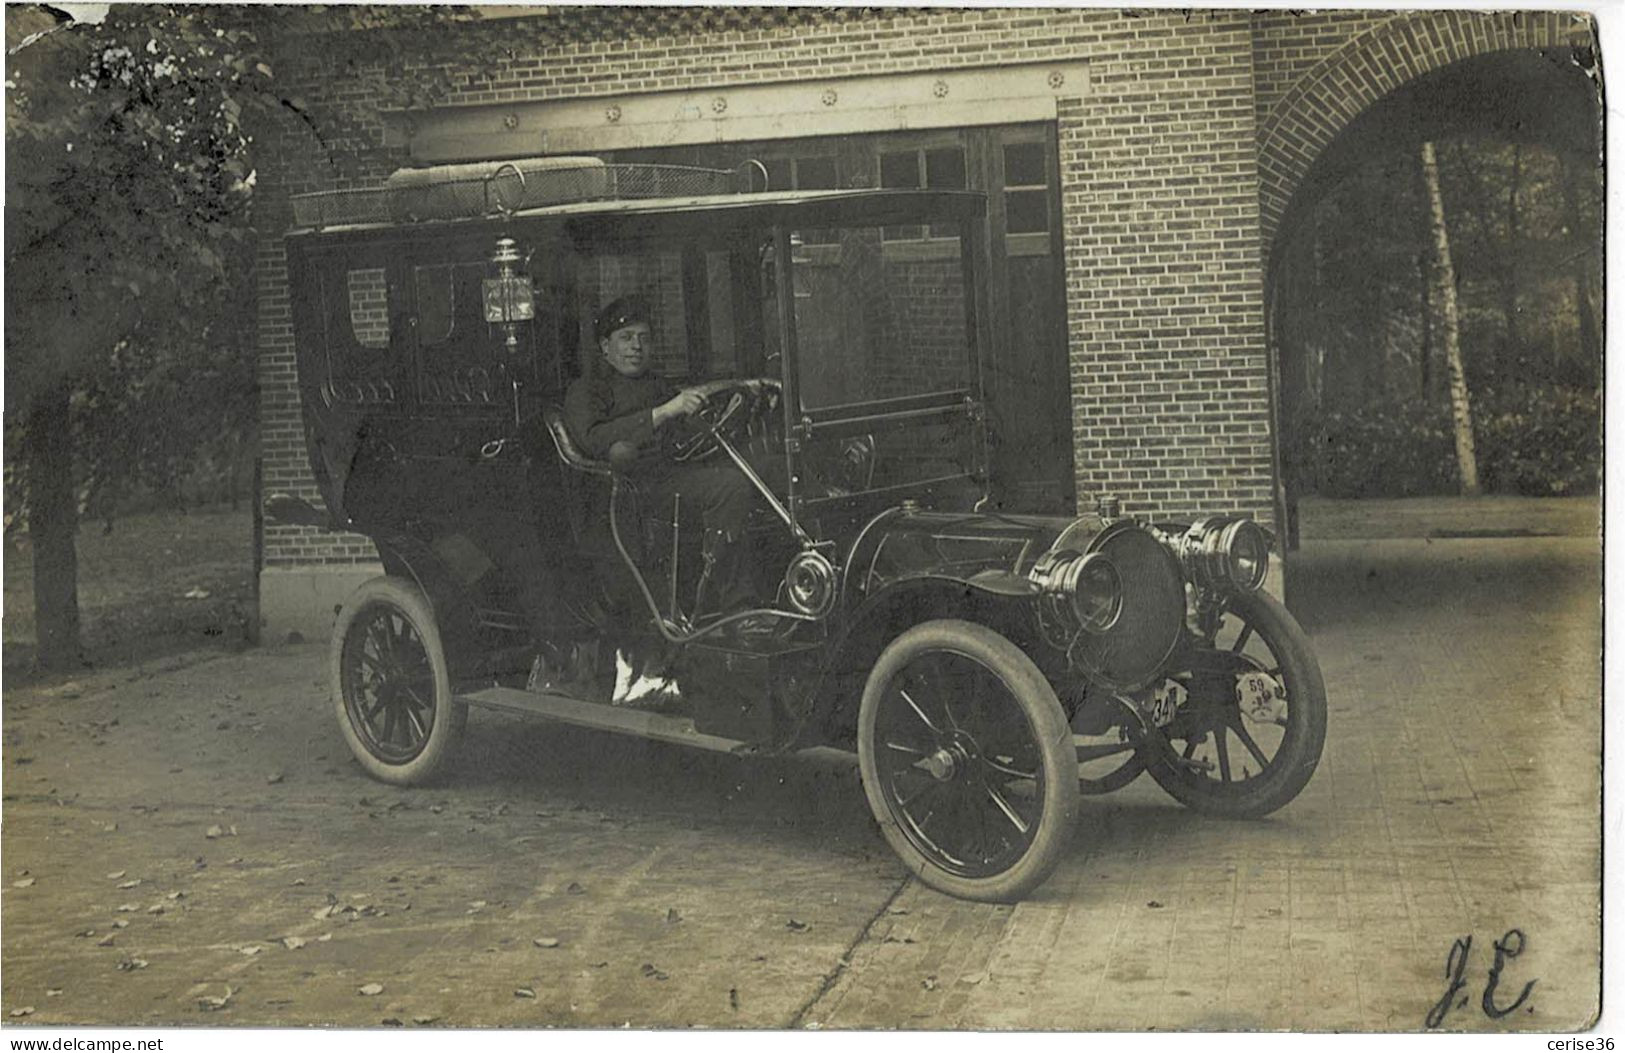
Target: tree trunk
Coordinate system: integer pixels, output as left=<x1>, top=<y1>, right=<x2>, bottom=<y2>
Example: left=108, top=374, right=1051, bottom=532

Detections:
left=26, top=380, right=82, bottom=669
left=1417, top=250, right=1433, bottom=402
left=1420, top=141, right=1480, bottom=496
left=1560, top=152, right=1602, bottom=368
left=1503, top=142, right=1522, bottom=367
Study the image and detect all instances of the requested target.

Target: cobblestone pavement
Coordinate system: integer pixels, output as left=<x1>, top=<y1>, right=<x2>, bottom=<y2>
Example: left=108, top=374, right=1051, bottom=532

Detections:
left=1, top=499, right=1601, bottom=1030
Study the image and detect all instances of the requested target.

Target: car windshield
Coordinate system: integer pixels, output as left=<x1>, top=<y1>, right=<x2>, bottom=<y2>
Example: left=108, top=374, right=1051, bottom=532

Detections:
left=788, top=218, right=974, bottom=411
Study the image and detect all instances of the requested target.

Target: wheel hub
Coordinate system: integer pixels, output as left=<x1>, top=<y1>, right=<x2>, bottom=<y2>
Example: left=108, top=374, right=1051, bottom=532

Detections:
left=923, top=747, right=960, bottom=782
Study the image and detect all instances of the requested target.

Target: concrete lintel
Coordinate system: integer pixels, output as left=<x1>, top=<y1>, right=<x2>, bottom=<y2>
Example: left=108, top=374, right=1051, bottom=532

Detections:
left=389, top=61, right=1091, bottom=164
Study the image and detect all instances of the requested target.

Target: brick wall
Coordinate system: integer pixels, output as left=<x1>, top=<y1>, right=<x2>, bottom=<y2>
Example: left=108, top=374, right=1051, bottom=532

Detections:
left=1056, top=11, right=1273, bottom=519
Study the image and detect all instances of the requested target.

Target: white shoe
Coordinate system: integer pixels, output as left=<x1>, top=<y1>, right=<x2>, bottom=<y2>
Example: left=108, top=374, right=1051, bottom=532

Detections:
left=611, top=649, right=636, bottom=703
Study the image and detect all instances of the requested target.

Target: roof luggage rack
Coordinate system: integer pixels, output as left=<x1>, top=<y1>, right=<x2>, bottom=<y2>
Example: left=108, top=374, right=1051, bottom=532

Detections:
left=289, top=157, right=743, bottom=231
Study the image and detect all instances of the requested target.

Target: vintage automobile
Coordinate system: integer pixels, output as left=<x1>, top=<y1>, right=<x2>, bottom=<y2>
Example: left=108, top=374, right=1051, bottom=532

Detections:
left=269, top=157, right=1326, bottom=903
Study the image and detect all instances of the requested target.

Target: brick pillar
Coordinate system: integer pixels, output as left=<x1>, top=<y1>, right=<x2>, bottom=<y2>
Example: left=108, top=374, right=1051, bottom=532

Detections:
left=1058, top=11, right=1273, bottom=527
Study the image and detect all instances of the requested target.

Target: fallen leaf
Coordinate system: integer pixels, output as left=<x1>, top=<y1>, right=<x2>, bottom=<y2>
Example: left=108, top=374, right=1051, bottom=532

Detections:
left=96, top=935, right=116, bottom=947
left=184, top=587, right=211, bottom=600
left=786, top=919, right=810, bottom=932
left=9, top=1007, right=34, bottom=1018
left=467, top=900, right=486, bottom=913
left=1147, top=900, right=1164, bottom=909
left=167, top=891, right=184, bottom=901
left=960, top=972, right=988, bottom=986
left=146, top=904, right=165, bottom=916
left=640, top=963, right=668, bottom=981
left=316, top=933, right=333, bottom=943
left=45, top=989, right=62, bottom=998
left=197, top=985, right=234, bottom=1012
left=237, top=946, right=262, bottom=957
left=117, top=958, right=149, bottom=972
left=357, top=983, right=384, bottom=996
left=112, top=920, right=129, bottom=930
left=412, top=1015, right=439, bottom=1025
left=533, top=937, right=560, bottom=949
left=102, top=823, right=118, bottom=832
left=292, top=878, right=307, bottom=886
left=106, top=871, right=127, bottom=880
left=117, top=880, right=140, bottom=890
left=886, top=906, right=909, bottom=916
left=13, top=877, right=35, bottom=888
left=205, top=826, right=224, bottom=839
left=266, top=773, right=285, bottom=785
left=282, top=936, right=307, bottom=950
left=75, top=929, right=96, bottom=938
left=115, top=904, right=139, bottom=913
left=514, top=988, right=536, bottom=999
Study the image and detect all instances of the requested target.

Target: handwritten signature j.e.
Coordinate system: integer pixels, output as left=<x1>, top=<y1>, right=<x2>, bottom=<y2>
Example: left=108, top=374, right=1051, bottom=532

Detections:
left=1426, top=928, right=1538, bottom=1029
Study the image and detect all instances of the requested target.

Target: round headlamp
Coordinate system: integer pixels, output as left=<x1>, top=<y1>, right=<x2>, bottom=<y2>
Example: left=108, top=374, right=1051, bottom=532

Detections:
left=1029, top=550, right=1123, bottom=634
left=1179, top=517, right=1270, bottom=592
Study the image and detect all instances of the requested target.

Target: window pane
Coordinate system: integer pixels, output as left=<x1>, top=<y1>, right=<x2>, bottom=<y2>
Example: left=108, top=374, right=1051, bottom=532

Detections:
left=793, top=221, right=970, bottom=409
left=797, top=156, right=837, bottom=190
left=1003, top=141, right=1047, bottom=187
left=880, top=151, right=921, bottom=189
left=762, top=157, right=792, bottom=193
left=1006, top=188, right=1049, bottom=234
left=347, top=268, right=390, bottom=348
left=925, top=147, right=966, bottom=189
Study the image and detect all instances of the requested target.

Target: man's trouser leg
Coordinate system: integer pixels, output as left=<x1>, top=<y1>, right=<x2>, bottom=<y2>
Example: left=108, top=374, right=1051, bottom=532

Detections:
left=661, top=463, right=757, bottom=616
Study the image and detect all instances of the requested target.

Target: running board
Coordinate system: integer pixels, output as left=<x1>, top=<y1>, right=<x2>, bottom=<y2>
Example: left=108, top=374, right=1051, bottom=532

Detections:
left=458, top=686, right=856, bottom=767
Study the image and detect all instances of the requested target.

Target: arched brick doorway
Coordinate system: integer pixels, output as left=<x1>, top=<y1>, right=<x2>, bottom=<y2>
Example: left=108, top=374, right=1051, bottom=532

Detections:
left=1256, top=11, right=1600, bottom=546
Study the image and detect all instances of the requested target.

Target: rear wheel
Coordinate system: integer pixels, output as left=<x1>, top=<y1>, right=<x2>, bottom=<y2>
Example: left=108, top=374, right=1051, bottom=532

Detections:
left=332, top=576, right=464, bottom=785
left=858, top=620, right=1079, bottom=902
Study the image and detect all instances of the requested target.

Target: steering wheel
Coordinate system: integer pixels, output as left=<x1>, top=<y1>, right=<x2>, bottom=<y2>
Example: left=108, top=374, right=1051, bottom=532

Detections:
left=670, top=377, right=782, bottom=463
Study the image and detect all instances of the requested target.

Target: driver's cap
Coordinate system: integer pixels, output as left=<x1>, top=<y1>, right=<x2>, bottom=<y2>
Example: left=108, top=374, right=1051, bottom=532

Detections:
left=595, top=295, right=651, bottom=343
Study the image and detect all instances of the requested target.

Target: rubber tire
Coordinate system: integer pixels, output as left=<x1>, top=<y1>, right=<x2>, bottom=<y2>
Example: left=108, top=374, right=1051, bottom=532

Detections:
left=1144, top=590, right=1326, bottom=818
left=331, top=576, right=465, bottom=786
left=858, top=620, right=1079, bottom=903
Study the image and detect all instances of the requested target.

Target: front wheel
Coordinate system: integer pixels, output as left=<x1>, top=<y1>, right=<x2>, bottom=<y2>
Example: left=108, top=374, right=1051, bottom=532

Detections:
left=858, top=620, right=1079, bottom=902
left=331, top=576, right=465, bottom=785
left=1143, top=590, right=1326, bottom=818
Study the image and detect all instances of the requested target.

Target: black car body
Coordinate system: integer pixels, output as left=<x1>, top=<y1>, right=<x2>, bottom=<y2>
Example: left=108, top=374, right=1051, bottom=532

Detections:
left=272, top=159, right=1326, bottom=902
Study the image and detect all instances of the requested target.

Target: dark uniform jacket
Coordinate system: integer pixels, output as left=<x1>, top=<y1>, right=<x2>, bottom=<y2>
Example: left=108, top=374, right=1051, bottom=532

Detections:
left=563, top=371, right=678, bottom=461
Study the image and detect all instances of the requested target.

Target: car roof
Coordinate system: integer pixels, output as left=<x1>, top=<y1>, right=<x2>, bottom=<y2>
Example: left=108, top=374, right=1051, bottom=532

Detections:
left=287, top=187, right=988, bottom=241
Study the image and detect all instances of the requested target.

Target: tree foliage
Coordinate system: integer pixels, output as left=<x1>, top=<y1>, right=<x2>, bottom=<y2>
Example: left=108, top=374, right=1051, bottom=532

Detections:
left=1278, top=132, right=1603, bottom=499
left=3, top=4, right=508, bottom=666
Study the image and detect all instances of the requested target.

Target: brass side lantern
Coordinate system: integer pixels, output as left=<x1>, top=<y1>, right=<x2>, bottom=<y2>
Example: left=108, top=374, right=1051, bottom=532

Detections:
left=483, top=236, right=535, bottom=352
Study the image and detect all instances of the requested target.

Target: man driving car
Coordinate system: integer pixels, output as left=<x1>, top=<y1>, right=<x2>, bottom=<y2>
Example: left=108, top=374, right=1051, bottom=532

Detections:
left=562, top=294, right=762, bottom=636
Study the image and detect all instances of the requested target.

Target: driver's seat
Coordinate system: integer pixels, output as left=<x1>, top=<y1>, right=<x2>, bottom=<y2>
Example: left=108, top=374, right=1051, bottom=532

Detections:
left=541, top=403, right=619, bottom=553
left=542, top=404, right=612, bottom=478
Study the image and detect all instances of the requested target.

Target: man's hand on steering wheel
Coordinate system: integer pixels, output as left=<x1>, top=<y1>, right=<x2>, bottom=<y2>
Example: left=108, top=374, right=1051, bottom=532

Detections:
left=653, top=388, right=705, bottom=428
left=669, top=378, right=781, bottom=462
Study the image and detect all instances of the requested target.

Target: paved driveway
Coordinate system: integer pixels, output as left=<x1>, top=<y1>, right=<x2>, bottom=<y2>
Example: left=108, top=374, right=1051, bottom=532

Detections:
left=1, top=498, right=1601, bottom=1030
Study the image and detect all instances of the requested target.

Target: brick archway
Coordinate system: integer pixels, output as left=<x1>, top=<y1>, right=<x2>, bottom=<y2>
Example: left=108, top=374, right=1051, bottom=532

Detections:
left=1256, top=10, right=1595, bottom=256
